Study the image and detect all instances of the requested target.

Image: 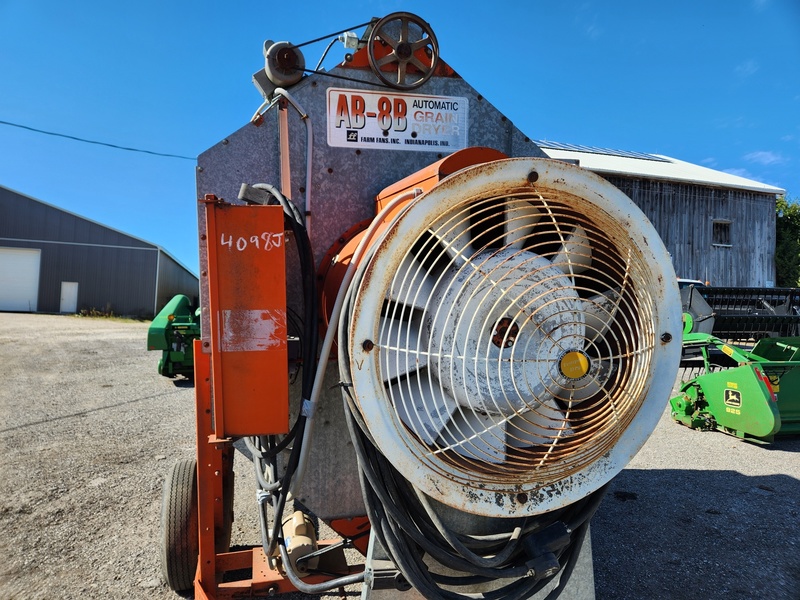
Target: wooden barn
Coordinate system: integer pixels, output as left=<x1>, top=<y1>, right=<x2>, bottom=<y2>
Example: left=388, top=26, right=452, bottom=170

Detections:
left=537, top=141, right=784, bottom=287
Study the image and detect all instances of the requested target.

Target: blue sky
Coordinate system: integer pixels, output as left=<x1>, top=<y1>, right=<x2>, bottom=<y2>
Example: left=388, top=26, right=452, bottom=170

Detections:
left=1, top=1, right=798, bottom=272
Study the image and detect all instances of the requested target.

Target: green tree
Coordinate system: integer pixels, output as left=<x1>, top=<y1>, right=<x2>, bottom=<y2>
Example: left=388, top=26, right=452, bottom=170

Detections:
left=775, top=195, right=800, bottom=287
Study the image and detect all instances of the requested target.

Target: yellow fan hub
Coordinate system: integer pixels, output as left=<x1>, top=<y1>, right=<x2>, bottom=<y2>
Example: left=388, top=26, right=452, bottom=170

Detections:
left=560, top=350, right=590, bottom=380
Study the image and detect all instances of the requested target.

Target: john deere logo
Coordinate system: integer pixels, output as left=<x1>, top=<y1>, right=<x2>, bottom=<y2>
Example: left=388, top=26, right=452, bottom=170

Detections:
left=724, top=388, right=742, bottom=408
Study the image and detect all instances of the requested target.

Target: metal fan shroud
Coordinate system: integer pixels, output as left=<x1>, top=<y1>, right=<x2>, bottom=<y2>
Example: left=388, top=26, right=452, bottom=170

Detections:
left=343, top=157, right=681, bottom=517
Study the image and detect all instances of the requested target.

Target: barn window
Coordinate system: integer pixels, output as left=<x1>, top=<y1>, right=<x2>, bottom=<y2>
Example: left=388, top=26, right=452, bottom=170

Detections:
left=712, top=220, right=732, bottom=247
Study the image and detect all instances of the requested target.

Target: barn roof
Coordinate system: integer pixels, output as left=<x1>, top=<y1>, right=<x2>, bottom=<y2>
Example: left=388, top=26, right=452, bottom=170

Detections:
left=535, top=141, right=785, bottom=195
left=0, top=183, right=197, bottom=275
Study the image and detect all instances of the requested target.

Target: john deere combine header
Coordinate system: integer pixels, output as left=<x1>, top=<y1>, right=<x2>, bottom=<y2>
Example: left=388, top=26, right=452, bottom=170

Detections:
left=147, top=294, right=200, bottom=378
left=671, top=285, right=800, bottom=442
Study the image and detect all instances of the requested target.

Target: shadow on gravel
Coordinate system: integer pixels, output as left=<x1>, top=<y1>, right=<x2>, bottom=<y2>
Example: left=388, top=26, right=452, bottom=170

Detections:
left=171, top=377, right=195, bottom=389
left=592, top=460, right=800, bottom=599
left=0, top=389, right=187, bottom=433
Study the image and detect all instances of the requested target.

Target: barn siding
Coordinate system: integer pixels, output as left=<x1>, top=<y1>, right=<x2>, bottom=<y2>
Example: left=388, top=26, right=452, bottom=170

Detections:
left=601, top=175, right=776, bottom=287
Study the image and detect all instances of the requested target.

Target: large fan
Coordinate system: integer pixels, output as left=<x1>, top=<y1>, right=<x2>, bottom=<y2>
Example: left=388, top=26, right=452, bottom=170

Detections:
left=340, top=157, right=681, bottom=517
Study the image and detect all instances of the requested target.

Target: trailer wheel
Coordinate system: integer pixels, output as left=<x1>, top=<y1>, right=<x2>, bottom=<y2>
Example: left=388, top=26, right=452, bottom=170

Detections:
left=160, top=458, right=198, bottom=592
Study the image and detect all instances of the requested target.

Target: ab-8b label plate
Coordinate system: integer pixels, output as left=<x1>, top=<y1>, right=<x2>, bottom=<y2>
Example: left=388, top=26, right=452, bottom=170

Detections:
left=326, top=88, right=468, bottom=152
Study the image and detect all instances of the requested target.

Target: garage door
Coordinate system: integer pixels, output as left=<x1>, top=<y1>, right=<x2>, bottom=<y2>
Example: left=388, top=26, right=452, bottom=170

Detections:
left=0, top=247, right=41, bottom=312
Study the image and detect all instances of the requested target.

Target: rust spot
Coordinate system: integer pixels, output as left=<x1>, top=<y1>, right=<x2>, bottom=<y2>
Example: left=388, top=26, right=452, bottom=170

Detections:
left=491, top=317, right=519, bottom=349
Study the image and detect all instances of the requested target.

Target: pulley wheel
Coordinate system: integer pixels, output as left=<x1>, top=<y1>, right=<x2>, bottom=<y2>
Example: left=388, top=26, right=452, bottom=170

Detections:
left=367, top=12, right=439, bottom=90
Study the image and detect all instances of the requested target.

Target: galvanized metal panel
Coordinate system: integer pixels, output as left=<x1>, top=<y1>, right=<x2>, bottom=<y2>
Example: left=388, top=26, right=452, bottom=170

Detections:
left=198, top=68, right=547, bottom=265
left=197, top=64, right=548, bottom=519
left=540, top=144, right=784, bottom=195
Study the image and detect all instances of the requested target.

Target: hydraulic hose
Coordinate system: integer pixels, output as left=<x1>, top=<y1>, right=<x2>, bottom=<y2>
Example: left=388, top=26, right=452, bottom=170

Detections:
left=277, top=543, right=365, bottom=594
left=241, top=182, right=318, bottom=558
left=339, top=311, right=609, bottom=600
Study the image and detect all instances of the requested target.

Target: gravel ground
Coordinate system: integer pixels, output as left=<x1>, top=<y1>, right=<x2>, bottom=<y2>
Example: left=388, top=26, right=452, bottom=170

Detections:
left=0, top=313, right=797, bottom=599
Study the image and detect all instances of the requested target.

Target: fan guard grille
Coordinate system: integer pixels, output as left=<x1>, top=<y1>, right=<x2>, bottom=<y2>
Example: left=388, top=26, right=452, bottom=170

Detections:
left=342, top=158, right=680, bottom=516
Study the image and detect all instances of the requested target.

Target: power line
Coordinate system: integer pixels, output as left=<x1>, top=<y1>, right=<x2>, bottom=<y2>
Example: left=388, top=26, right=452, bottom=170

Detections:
left=0, top=119, right=195, bottom=161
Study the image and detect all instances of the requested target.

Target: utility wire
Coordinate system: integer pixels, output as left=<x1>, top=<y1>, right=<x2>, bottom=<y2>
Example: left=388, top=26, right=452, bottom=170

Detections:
left=0, top=119, right=195, bottom=161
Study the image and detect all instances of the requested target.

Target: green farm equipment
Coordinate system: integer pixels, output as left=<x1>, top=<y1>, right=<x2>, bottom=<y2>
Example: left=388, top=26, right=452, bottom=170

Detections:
left=671, top=332, right=800, bottom=442
left=681, top=285, right=800, bottom=342
left=147, top=294, right=200, bottom=378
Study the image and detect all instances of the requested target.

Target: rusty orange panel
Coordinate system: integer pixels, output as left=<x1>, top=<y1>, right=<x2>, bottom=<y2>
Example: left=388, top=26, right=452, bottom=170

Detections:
left=205, top=202, right=289, bottom=437
left=375, top=146, right=508, bottom=213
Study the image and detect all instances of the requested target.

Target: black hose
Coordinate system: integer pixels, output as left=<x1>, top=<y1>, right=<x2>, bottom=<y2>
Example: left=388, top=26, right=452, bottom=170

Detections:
left=344, top=401, right=531, bottom=580
left=277, top=543, right=365, bottom=593
left=244, top=183, right=319, bottom=560
left=413, top=487, right=523, bottom=568
left=342, top=374, right=609, bottom=600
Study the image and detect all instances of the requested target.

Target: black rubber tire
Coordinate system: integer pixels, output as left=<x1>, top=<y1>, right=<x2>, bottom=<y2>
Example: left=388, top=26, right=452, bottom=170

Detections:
left=160, top=458, right=199, bottom=592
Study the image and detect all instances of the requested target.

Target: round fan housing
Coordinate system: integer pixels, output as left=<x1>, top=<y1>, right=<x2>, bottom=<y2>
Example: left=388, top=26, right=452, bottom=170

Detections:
left=341, top=157, right=681, bottom=517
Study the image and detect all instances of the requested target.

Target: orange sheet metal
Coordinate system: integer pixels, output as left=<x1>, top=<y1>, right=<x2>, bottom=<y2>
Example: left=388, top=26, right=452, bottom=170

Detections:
left=204, top=200, right=289, bottom=437
left=329, top=515, right=371, bottom=555
left=318, top=148, right=509, bottom=337
left=376, top=146, right=508, bottom=213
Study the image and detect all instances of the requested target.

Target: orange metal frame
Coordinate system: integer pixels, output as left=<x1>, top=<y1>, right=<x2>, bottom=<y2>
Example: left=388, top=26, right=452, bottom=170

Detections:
left=341, top=39, right=457, bottom=79
left=194, top=344, right=361, bottom=598
left=193, top=150, right=506, bottom=596
left=193, top=198, right=364, bottom=598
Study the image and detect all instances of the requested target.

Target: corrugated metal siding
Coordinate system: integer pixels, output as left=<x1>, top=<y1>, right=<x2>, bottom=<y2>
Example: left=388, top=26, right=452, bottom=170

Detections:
left=0, top=186, right=173, bottom=317
left=155, top=251, right=199, bottom=314
left=5, top=238, right=158, bottom=316
left=602, top=175, right=776, bottom=286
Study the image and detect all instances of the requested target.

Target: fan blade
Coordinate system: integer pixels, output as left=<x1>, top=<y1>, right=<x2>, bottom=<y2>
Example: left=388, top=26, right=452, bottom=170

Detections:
left=392, top=371, right=457, bottom=444
left=387, top=253, right=437, bottom=311
left=379, top=315, right=428, bottom=381
left=428, top=212, right=474, bottom=265
left=504, top=199, right=542, bottom=248
left=436, top=410, right=507, bottom=464
left=506, top=398, right=572, bottom=447
left=553, top=226, right=592, bottom=275
left=582, top=288, right=622, bottom=340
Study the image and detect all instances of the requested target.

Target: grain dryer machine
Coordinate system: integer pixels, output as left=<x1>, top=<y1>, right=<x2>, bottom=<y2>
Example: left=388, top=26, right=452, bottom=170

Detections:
left=160, top=12, right=682, bottom=600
